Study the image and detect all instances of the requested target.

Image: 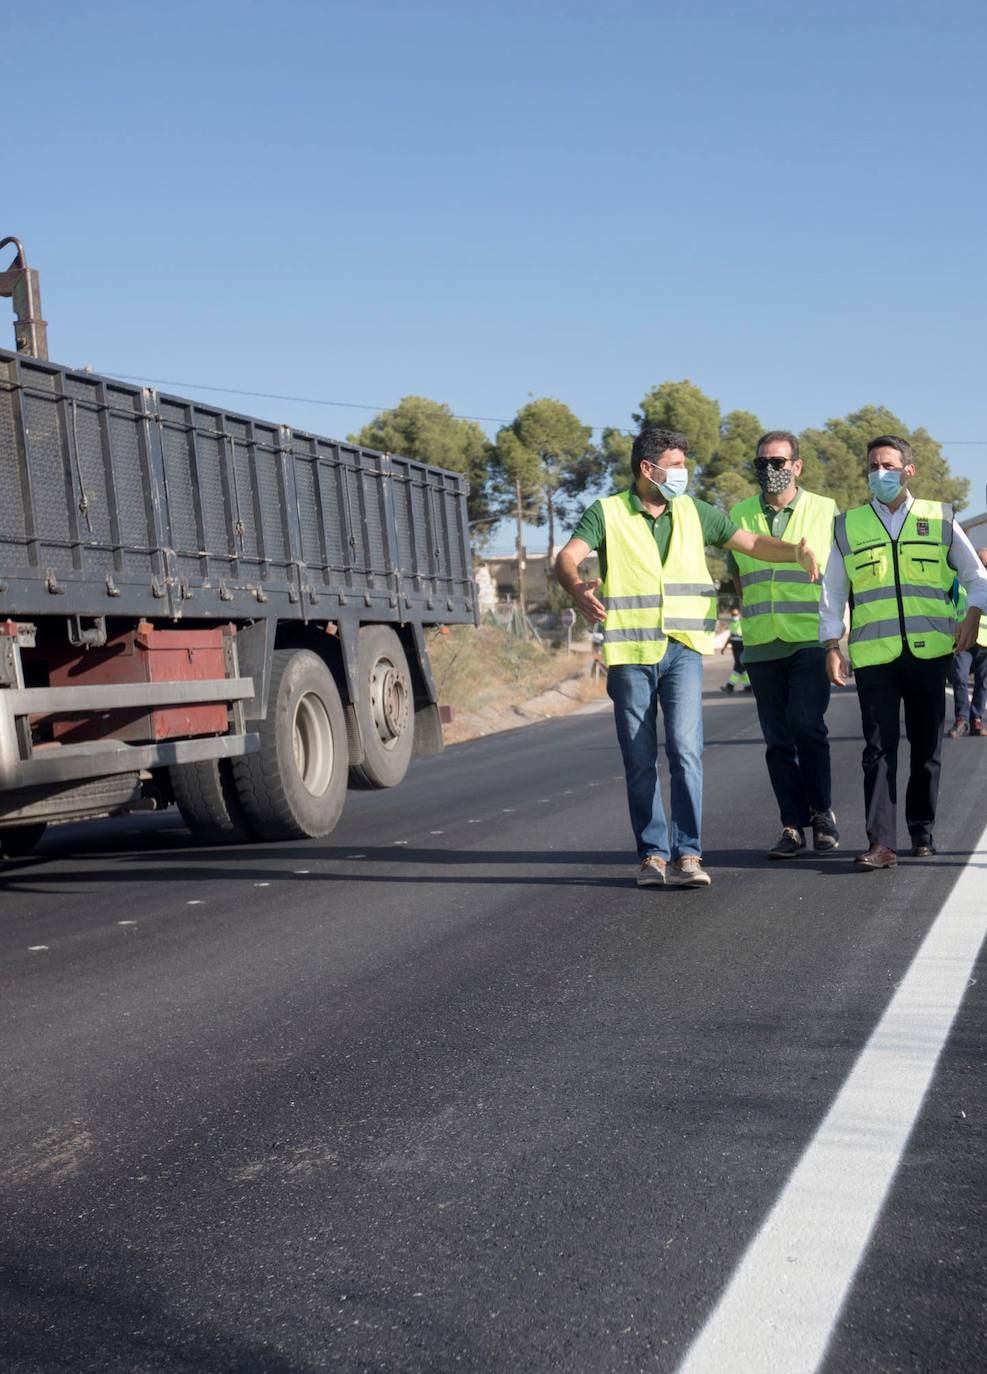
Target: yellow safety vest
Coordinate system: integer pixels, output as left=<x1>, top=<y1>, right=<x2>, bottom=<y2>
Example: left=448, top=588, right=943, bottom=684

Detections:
left=599, top=491, right=717, bottom=666
left=836, top=499, right=956, bottom=667
left=729, top=489, right=836, bottom=644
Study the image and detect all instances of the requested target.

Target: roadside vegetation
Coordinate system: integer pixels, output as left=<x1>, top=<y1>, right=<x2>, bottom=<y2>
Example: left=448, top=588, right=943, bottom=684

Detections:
left=427, top=624, right=605, bottom=743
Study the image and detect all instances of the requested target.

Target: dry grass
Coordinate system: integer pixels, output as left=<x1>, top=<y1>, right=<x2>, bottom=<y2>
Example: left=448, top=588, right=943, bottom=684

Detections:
left=425, top=624, right=606, bottom=743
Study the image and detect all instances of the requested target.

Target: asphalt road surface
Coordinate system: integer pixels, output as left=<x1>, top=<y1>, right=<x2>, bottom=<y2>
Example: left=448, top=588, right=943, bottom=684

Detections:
left=2, top=667, right=985, bottom=1373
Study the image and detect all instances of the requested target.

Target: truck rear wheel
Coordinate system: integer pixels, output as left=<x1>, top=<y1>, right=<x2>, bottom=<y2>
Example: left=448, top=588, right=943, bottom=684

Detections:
left=232, top=648, right=348, bottom=840
left=0, top=823, right=47, bottom=858
left=170, top=759, right=256, bottom=845
left=348, top=626, right=415, bottom=790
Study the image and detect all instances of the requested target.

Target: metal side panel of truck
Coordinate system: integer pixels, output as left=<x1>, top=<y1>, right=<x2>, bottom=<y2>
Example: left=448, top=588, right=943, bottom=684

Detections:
left=0, top=347, right=476, bottom=854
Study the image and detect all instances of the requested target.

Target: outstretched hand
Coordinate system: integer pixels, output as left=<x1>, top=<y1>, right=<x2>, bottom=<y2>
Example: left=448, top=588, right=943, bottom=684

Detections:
left=571, top=578, right=607, bottom=624
left=796, top=537, right=819, bottom=583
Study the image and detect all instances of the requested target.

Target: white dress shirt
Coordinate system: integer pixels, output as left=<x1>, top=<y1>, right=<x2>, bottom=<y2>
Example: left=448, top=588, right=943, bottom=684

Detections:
left=818, top=492, right=987, bottom=643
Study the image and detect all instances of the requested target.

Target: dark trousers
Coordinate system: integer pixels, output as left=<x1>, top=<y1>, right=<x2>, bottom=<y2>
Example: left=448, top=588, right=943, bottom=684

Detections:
left=854, top=649, right=949, bottom=850
left=746, top=647, right=832, bottom=829
left=950, top=646, right=987, bottom=720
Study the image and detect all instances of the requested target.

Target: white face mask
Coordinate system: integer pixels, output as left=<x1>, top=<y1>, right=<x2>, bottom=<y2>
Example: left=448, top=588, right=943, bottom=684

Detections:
left=646, top=464, right=689, bottom=499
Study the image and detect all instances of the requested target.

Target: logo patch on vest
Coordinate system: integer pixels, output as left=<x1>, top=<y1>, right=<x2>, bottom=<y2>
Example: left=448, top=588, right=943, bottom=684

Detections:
left=916, top=518, right=930, bottom=536
left=914, top=640, right=925, bottom=648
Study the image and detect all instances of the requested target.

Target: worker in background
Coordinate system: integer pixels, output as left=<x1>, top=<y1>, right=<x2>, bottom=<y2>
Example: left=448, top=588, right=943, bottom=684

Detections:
left=819, top=436, right=987, bottom=869
left=728, top=431, right=838, bottom=859
left=720, top=608, right=750, bottom=692
left=555, top=425, right=820, bottom=890
left=947, top=547, right=987, bottom=736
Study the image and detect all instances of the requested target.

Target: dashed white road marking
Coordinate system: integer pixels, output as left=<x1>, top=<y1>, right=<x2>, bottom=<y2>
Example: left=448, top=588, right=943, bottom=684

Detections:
left=187, top=900, right=203, bottom=906
left=294, top=869, right=311, bottom=875
left=430, top=830, right=444, bottom=835
left=345, top=854, right=367, bottom=859
left=677, top=825, right=987, bottom=1374
left=117, top=920, right=137, bottom=926
left=254, top=881, right=271, bottom=887
left=28, top=945, right=49, bottom=952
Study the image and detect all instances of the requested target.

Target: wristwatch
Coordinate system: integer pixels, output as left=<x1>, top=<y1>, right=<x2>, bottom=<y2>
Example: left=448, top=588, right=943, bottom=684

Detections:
left=823, top=639, right=841, bottom=651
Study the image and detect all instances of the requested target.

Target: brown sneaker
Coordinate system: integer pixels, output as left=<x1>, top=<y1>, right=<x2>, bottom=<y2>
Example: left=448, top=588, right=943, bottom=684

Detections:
left=636, top=855, right=667, bottom=887
left=668, top=856, right=712, bottom=888
left=853, top=844, right=897, bottom=870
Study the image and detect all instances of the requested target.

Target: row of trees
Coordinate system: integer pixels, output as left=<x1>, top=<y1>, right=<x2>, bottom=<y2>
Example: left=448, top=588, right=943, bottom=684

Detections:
left=351, top=382, right=971, bottom=558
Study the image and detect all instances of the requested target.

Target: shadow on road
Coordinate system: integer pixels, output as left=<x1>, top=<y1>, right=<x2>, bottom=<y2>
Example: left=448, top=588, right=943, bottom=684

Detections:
left=0, top=1258, right=320, bottom=1373
left=1, top=833, right=980, bottom=904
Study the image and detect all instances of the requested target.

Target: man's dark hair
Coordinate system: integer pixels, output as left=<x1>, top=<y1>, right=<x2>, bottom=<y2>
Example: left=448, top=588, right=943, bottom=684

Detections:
left=867, top=434, right=914, bottom=466
left=631, top=426, right=689, bottom=477
left=756, top=430, right=800, bottom=461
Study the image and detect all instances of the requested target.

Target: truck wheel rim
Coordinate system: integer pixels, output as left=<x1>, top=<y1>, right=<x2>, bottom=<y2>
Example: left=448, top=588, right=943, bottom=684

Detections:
left=293, top=692, right=333, bottom=796
left=369, top=656, right=408, bottom=750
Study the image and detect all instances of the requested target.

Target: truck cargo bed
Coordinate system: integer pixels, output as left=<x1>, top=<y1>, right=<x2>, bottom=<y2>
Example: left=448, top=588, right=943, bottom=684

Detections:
left=0, top=349, right=476, bottom=625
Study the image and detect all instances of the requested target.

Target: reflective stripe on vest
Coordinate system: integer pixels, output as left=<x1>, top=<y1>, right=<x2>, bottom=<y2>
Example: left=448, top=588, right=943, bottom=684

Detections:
left=728, top=490, right=836, bottom=644
left=837, top=499, right=956, bottom=667
left=598, top=491, right=717, bottom=665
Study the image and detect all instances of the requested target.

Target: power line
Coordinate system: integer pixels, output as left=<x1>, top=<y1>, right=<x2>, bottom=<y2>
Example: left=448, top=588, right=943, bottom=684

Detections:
left=98, top=370, right=987, bottom=445
left=97, top=370, right=632, bottom=435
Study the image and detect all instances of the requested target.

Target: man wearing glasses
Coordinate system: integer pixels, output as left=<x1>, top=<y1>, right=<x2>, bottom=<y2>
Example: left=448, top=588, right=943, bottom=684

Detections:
left=555, top=425, right=820, bottom=890
left=727, top=432, right=839, bottom=859
left=819, top=435, right=987, bottom=868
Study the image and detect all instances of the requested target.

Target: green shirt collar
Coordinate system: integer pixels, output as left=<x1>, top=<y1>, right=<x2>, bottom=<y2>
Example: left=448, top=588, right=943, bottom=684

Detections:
left=628, top=487, right=672, bottom=516
left=759, top=485, right=802, bottom=518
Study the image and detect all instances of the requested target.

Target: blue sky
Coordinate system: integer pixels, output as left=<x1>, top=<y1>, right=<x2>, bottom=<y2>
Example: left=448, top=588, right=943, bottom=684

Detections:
left=8, top=0, right=986, bottom=548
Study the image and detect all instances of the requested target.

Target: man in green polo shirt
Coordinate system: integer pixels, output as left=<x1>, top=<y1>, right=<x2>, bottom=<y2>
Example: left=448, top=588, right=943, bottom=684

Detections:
left=555, top=425, right=820, bottom=890
left=727, top=430, right=839, bottom=860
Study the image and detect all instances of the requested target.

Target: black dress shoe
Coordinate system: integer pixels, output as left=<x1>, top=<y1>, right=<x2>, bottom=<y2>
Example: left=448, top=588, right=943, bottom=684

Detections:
left=910, top=842, right=936, bottom=857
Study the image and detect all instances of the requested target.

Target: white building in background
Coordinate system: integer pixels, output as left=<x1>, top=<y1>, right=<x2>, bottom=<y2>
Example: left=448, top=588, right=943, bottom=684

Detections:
left=473, top=564, right=497, bottom=616
left=476, top=550, right=599, bottom=605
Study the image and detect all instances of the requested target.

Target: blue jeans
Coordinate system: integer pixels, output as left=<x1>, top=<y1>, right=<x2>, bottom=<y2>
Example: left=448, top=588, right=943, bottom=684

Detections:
left=745, top=647, right=832, bottom=830
left=606, top=641, right=704, bottom=861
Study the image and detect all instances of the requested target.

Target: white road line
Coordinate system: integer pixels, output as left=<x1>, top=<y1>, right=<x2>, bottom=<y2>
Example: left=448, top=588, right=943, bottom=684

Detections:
left=677, top=823, right=987, bottom=1374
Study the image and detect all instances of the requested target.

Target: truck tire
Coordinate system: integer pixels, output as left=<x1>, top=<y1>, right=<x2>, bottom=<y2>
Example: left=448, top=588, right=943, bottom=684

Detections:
left=348, top=626, right=415, bottom=790
left=170, top=760, right=256, bottom=845
left=0, top=822, right=47, bottom=858
left=232, top=648, right=348, bottom=840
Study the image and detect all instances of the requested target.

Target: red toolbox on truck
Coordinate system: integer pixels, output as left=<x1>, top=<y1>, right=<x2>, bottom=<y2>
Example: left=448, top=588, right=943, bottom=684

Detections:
left=47, top=624, right=232, bottom=744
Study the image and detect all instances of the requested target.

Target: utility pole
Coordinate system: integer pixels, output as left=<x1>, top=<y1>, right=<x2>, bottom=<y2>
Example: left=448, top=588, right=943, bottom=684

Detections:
left=514, top=476, right=528, bottom=641
left=0, top=237, right=48, bottom=359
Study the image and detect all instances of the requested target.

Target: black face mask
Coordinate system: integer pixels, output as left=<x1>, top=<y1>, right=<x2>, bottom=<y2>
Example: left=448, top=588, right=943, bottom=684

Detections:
left=756, top=464, right=794, bottom=496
